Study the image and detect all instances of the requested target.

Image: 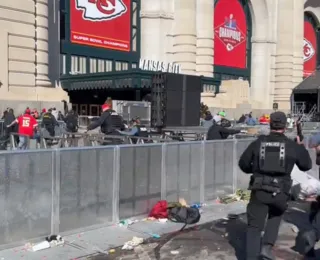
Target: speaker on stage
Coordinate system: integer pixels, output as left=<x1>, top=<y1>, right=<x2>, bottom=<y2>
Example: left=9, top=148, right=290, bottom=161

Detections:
left=151, top=73, right=202, bottom=128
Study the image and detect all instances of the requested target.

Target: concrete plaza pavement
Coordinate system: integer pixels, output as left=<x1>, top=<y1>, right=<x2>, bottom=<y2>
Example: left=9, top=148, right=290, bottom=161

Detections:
left=0, top=201, right=317, bottom=260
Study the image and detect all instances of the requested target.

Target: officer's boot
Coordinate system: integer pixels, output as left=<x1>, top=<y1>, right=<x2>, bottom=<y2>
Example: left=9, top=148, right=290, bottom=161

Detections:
left=303, top=230, right=317, bottom=255
left=260, top=244, right=275, bottom=260
left=305, top=248, right=316, bottom=260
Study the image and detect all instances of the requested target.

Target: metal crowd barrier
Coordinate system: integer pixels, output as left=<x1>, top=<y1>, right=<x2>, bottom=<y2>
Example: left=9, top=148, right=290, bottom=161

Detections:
left=0, top=138, right=319, bottom=249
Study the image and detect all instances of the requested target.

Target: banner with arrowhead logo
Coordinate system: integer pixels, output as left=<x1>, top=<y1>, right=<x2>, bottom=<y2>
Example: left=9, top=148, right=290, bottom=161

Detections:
left=214, top=0, right=247, bottom=69
left=70, top=0, right=131, bottom=52
left=303, top=20, right=317, bottom=77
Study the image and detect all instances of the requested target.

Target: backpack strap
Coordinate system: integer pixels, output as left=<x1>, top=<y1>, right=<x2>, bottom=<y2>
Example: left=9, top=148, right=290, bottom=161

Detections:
left=180, top=223, right=187, bottom=231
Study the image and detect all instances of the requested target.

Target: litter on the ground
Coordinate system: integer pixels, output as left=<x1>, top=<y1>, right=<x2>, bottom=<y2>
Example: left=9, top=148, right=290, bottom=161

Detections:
left=119, top=219, right=138, bottom=227
left=158, top=218, right=168, bottom=223
left=30, top=234, right=65, bottom=252
left=122, top=237, right=144, bottom=250
left=291, top=165, right=320, bottom=200
left=171, top=250, right=179, bottom=255
left=219, top=189, right=251, bottom=204
left=32, top=241, right=51, bottom=252
left=191, top=203, right=203, bottom=209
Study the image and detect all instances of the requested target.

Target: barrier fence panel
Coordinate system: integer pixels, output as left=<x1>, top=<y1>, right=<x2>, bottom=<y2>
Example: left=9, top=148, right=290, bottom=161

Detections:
left=119, top=145, right=163, bottom=219
left=3, top=138, right=320, bottom=249
left=58, top=147, right=115, bottom=233
left=165, top=142, right=203, bottom=204
left=236, top=139, right=255, bottom=189
left=204, top=140, right=235, bottom=201
left=0, top=150, right=53, bottom=248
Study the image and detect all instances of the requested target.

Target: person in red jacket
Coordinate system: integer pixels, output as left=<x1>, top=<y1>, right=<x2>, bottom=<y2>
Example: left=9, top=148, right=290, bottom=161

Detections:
left=6, top=108, right=38, bottom=149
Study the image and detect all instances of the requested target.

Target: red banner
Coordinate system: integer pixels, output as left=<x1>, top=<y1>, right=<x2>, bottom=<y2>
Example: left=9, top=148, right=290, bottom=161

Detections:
left=70, top=0, right=131, bottom=52
left=214, top=0, right=247, bottom=68
left=303, top=20, right=317, bottom=77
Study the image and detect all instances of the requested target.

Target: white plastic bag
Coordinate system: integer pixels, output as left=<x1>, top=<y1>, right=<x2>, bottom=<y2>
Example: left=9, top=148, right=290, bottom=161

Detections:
left=291, top=165, right=320, bottom=199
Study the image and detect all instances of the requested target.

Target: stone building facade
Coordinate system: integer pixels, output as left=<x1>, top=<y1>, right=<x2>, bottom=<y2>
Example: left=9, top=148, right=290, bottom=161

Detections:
left=141, top=0, right=320, bottom=111
left=0, top=0, right=67, bottom=112
left=0, top=0, right=319, bottom=113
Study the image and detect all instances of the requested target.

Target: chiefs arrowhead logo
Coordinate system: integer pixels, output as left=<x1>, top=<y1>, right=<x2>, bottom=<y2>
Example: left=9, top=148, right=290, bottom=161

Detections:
left=76, top=0, right=127, bottom=21
left=304, top=38, right=315, bottom=62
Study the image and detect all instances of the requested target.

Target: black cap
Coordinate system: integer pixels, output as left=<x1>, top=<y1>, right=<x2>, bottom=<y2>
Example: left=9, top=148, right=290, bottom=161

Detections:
left=270, top=111, right=287, bottom=130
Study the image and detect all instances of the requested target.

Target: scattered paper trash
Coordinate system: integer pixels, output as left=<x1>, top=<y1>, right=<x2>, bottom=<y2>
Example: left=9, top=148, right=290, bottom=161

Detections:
left=119, top=219, right=139, bottom=227
left=220, top=189, right=251, bottom=204
left=158, top=218, right=168, bottom=223
left=171, top=250, right=179, bottom=255
left=122, top=237, right=144, bottom=250
left=32, top=241, right=50, bottom=252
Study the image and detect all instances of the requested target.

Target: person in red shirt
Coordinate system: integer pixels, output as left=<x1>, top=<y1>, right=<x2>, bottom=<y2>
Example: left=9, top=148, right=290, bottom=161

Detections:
left=7, top=108, right=38, bottom=149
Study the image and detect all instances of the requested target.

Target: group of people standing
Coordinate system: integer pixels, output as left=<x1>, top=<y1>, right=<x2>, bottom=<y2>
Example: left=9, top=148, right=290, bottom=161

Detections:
left=0, top=107, right=79, bottom=149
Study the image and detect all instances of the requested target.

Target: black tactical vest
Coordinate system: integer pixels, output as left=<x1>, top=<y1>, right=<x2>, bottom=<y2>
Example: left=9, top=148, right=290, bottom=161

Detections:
left=259, top=140, right=287, bottom=175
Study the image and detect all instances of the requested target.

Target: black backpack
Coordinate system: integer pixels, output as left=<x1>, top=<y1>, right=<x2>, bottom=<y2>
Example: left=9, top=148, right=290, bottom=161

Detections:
left=168, top=206, right=201, bottom=230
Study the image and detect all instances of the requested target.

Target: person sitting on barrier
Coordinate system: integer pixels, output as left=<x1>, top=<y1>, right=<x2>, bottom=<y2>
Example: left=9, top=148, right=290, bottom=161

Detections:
left=41, top=109, right=59, bottom=138
left=117, top=117, right=150, bottom=143
left=6, top=108, right=39, bottom=149
left=207, top=119, right=241, bottom=140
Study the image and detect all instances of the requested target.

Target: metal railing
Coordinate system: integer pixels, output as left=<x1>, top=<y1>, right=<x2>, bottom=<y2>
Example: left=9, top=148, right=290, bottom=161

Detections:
left=0, top=138, right=318, bottom=249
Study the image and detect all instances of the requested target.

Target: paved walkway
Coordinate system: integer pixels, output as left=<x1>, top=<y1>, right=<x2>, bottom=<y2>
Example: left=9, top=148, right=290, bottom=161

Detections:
left=0, top=201, right=317, bottom=260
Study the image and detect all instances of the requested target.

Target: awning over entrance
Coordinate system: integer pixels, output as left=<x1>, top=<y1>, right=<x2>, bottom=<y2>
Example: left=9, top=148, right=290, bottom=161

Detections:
left=61, top=71, right=153, bottom=91
left=293, top=71, right=320, bottom=94
left=60, top=70, right=221, bottom=93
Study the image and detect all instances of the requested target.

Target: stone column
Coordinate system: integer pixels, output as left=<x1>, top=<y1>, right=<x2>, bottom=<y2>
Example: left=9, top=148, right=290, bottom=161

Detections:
left=292, top=0, right=304, bottom=86
left=140, top=0, right=174, bottom=63
left=196, top=0, right=213, bottom=77
left=173, top=0, right=197, bottom=75
left=140, top=0, right=162, bottom=60
left=273, top=0, right=295, bottom=110
left=250, top=39, right=271, bottom=107
left=35, top=0, right=51, bottom=87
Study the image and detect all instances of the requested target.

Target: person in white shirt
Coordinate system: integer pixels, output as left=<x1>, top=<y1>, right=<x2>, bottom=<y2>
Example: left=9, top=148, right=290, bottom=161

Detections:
left=286, top=114, right=294, bottom=130
left=51, top=108, right=59, bottom=120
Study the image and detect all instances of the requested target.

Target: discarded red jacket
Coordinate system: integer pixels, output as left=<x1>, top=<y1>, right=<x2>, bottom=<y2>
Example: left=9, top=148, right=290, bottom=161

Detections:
left=149, top=200, right=168, bottom=219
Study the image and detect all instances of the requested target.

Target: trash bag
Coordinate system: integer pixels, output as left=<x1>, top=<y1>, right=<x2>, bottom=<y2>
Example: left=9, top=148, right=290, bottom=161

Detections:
left=291, top=165, right=320, bottom=200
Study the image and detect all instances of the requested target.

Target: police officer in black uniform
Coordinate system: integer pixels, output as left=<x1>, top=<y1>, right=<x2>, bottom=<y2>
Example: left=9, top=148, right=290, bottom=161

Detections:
left=41, top=108, right=59, bottom=137
left=238, top=111, right=312, bottom=260
left=87, top=104, right=124, bottom=134
left=64, top=110, right=78, bottom=133
left=86, top=104, right=125, bottom=144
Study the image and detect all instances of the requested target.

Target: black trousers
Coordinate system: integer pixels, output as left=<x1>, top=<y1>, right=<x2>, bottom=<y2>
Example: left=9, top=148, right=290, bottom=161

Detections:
left=246, top=190, right=288, bottom=259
